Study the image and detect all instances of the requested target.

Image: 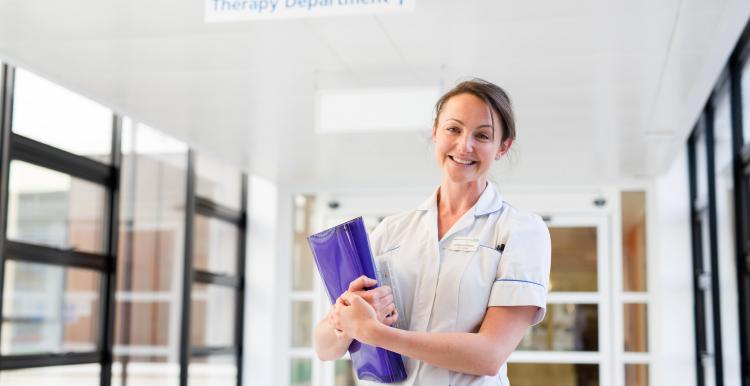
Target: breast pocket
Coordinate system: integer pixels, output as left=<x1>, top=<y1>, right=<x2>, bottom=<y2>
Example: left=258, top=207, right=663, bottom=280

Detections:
left=455, top=246, right=502, bottom=332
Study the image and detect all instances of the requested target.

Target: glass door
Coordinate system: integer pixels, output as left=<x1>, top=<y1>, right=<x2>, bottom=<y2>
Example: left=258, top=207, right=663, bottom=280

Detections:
left=508, top=215, right=610, bottom=386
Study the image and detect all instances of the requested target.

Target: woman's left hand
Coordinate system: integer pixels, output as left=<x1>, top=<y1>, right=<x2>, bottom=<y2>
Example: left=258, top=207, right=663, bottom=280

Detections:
left=333, top=292, right=380, bottom=342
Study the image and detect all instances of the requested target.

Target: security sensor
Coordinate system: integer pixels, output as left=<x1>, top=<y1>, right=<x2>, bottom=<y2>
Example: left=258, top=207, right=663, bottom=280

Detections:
left=593, top=198, right=606, bottom=207
left=327, top=200, right=340, bottom=210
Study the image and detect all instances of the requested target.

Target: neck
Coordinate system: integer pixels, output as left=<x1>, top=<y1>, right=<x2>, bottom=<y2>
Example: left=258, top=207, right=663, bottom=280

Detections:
left=437, top=177, right=488, bottom=216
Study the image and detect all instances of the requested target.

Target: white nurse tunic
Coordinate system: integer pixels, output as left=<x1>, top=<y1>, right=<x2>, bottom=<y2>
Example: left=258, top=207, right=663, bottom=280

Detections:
left=361, top=183, right=551, bottom=386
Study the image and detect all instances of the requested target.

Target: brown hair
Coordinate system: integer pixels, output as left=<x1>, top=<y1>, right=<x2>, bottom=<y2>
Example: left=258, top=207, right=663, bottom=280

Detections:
left=433, top=78, right=516, bottom=145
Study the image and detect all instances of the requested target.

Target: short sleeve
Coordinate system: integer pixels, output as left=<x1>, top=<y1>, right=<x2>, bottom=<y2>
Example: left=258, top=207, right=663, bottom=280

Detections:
left=487, top=212, right=551, bottom=325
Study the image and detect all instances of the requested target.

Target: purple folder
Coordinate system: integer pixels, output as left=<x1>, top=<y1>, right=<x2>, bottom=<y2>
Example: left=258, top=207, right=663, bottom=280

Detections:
left=307, top=217, right=407, bottom=383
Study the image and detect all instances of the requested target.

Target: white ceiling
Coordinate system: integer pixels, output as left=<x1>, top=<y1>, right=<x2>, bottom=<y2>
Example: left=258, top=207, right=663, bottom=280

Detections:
left=0, top=0, right=748, bottom=191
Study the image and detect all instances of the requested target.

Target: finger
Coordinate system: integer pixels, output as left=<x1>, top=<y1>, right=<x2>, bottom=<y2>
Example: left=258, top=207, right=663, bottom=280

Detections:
left=381, top=294, right=394, bottom=307
left=381, top=303, right=396, bottom=321
left=334, top=329, right=345, bottom=338
left=348, top=275, right=377, bottom=292
left=337, top=292, right=351, bottom=307
left=357, top=291, right=373, bottom=303
left=376, top=285, right=392, bottom=296
left=341, top=291, right=367, bottom=307
left=384, top=309, right=399, bottom=326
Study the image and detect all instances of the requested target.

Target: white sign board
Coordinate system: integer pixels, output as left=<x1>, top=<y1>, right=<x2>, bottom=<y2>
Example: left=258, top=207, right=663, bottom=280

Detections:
left=205, top=0, right=415, bottom=22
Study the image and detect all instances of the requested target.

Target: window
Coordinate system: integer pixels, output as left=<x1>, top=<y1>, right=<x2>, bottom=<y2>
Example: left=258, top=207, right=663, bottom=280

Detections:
left=2, top=261, right=100, bottom=355
left=113, top=121, right=188, bottom=386
left=0, top=65, right=115, bottom=385
left=11, top=68, right=113, bottom=164
left=0, top=65, right=249, bottom=386
left=183, top=151, right=246, bottom=386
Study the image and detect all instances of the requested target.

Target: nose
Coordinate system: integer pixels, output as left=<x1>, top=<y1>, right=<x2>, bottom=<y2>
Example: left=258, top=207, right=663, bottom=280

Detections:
left=458, top=132, right=474, bottom=153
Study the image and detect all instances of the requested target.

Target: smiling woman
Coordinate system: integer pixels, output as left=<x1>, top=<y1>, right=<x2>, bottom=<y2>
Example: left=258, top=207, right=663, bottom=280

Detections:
left=313, top=79, right=551, bottom=386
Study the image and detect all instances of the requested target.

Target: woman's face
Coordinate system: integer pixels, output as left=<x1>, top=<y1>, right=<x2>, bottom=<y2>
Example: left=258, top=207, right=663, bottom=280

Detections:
left=432, top=93, right=509, bottom=185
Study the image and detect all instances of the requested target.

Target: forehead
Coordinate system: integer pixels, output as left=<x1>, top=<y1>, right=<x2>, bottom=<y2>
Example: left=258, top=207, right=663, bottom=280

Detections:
left=438, top=93, right=494, bottom=125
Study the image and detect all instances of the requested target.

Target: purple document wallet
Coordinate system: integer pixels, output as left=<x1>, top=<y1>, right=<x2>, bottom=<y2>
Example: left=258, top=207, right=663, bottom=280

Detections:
left=307, top=217, right=407, bottom=383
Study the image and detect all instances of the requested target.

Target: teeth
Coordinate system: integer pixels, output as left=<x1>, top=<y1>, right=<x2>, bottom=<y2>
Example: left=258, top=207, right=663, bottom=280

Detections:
left=452, top=156, right=474, bottom=165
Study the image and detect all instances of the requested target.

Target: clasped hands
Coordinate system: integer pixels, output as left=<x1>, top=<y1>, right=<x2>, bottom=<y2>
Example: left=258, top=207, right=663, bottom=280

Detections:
left=328, top=275, right=399, bottom=342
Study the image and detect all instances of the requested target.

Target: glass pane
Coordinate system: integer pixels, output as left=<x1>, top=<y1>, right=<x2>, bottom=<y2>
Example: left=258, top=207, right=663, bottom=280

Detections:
left=290, top=358, right=312, bottom=386
left=624, top=303, right=649, bottom=352
left=1, top=261, right=99, bottom=354
left=111, top=360, right=179, bottom=386
left=12, top=68, right=112, bottom=163
left=549, top=227, right=597, bottom=291
left=506, top=363, right=599, bottom=386
left=293, top=195, right=315, bottom=291
left=193, top=214, right=238, bottom=276
left=1, top=364, right=101, bottom=386
left=335, top=359, right=356, bottom=386
left=518, top=304, right=598, bottom=351
left=742, top=58, right=750, bottom=145
left=291, top=301, right=313, bottom=347
left=195, top=153, right=242, bottom=211
left=622, top=191, right=647, bottom=292
left=713, top=83, right=733, bottom=176
left=625, top=364, right=649, bottom=386
left=113, top=121, right=187, bottom=386
left=188, top=355, right=237, bottom=386
left=191, top=284, right=235, bottom=347
left=695, top=125, right=709, bottom=201
left=7, top=161, right=107, bottom=254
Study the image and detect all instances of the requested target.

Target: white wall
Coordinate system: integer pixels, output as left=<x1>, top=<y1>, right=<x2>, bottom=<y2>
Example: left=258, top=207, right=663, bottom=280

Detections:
left=244, top=175, right=293, bottom=386
left=650, top=147, right=696, bottom=385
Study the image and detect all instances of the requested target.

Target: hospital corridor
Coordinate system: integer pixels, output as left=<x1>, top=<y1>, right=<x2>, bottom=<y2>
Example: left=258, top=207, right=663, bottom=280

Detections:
left=0, top=1, right=748, bottom=386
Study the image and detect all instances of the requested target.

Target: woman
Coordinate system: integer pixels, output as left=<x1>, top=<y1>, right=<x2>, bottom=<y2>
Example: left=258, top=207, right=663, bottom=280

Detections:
left=314, top=79, right=551, bottom=385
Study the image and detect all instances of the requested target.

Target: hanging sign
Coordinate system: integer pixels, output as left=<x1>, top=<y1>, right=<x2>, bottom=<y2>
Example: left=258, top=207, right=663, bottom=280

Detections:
left=205, top=0, right=415, bottom=22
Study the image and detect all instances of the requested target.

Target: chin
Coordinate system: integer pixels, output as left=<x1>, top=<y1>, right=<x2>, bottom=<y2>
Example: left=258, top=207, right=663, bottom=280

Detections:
left=444, top=171, right=478, bottom=185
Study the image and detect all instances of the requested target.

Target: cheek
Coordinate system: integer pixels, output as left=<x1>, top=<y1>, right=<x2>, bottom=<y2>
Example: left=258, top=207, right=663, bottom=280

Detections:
left=478, top=146, right=498, bottom=165
left=434, top=138, right=450, bottom=157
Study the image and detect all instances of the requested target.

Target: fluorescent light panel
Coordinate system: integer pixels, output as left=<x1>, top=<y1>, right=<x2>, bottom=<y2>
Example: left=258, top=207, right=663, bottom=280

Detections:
left=316, top=86, right=440, bottom=133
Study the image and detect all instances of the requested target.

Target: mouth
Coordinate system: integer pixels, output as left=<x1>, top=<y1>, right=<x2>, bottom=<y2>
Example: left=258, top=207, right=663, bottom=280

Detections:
left=449, top=155, right=477, bottom=166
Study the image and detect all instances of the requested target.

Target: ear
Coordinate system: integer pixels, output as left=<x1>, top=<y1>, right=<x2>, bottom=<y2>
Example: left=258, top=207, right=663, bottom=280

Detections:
left=431, top=123, right=437, bottom=143
left=496, top=139, right=513, bottom=159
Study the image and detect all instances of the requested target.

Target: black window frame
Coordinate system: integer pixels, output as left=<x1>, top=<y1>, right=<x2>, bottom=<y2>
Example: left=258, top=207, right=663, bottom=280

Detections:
left=732, top=20, right=750, bottom=386
left=179, top=150, right=247, bottom=386
left=0, top=63, right=248, bottom=386
left=688, top=17, right=750, bottom=386
left=0, top=64, right=121, bottom=382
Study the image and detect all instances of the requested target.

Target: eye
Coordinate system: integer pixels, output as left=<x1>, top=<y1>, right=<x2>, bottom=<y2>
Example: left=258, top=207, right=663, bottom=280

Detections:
left=446, top=126, right=460, bottom=133
left=476, top=132, right=491, bottom=141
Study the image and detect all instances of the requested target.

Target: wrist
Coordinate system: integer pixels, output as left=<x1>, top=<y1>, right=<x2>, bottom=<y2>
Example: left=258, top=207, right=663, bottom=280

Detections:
left=359, top=319, right=387, bottom=346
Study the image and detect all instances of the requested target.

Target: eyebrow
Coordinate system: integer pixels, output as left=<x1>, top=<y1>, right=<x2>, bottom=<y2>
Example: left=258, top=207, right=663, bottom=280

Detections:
left=445, top=118, right=493, bottom=130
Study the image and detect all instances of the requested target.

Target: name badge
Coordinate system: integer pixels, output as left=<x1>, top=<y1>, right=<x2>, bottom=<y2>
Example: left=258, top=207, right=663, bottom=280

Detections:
left=448, top=237, right=479, bottom=252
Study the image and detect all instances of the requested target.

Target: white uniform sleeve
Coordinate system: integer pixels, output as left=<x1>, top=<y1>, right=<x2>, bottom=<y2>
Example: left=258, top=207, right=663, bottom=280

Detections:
left=487, top=212, right=551, bottom=325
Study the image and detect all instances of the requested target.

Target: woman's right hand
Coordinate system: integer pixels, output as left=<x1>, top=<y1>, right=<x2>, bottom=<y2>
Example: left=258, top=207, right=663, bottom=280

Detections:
left=329, top=275, right=399, bottom=336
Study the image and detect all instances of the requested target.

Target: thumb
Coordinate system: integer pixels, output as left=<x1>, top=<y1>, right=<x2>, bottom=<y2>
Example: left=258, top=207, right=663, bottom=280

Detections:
left=341, top=291, right=366, bottom=307
left=349, top=275, right=378, bottom=292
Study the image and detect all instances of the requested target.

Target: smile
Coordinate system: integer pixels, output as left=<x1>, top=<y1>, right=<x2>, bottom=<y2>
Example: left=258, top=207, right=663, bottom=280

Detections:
left=449, top=155, right=477, bottom=166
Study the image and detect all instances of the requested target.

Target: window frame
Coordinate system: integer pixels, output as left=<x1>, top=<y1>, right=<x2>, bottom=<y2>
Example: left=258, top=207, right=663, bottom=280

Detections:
left=0, top=64, right=249, bottom=386
left=0, top=65, right=121, bottom=380
left=686, top=18, right=750, bottom=386
left=731, top=20, right=750, bottom=386
left=179, top=150, right=247, bottom=386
